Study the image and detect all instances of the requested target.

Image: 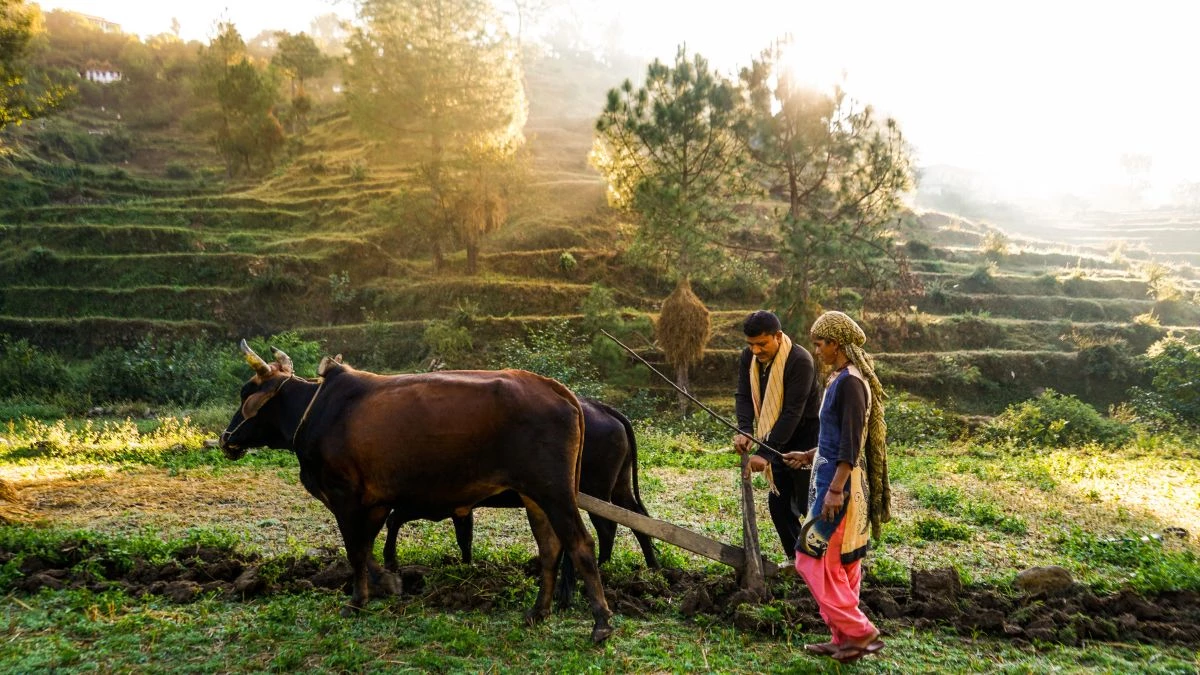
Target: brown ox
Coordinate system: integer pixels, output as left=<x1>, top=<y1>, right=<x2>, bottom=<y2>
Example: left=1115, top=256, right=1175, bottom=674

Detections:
left=218, top=341, right=613, bottom=642
left=382, top=396, right=659, bottom=605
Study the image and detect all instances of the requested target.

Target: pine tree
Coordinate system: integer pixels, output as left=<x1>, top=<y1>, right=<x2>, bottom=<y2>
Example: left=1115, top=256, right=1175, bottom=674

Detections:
left=345, top=0, right=527, bottom=273
left=592, top=45, right=751, bottom=399
left=740, top=42, right=916, bottom=331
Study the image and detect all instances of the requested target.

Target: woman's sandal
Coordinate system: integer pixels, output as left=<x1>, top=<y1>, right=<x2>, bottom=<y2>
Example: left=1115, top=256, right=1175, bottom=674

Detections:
left=803, top=642, right=838, bottom=656
left=831, top=639, right=885, bottom=663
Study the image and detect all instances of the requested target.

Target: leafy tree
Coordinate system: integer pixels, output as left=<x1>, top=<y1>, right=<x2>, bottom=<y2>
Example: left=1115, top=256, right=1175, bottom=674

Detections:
left=740, top=42, right=916, bottom=332
left=592, top=46, right=751, bottom=282
left=1, top=0, right=68, bottom=134
left=195, top=23, right=283, bottom=176
left=271, top=31, right=329, bottom=133
left=309, top=13, right=349, bottom=56
left=345, top=0, right=527, bottom=273
left=591, top=45, right=751, bottom=398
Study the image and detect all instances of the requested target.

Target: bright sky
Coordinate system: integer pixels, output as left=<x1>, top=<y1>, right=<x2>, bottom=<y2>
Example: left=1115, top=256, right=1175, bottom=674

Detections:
left=34, top=0, right=1200, bottom=204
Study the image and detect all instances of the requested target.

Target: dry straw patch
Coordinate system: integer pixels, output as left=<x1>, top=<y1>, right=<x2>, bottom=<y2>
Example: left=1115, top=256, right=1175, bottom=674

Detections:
left=656, top=279, right=711, bottom=368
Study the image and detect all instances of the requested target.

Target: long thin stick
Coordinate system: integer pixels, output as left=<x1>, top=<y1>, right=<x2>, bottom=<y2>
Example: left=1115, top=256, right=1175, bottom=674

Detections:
left=599, top=329, right=784, bottom=459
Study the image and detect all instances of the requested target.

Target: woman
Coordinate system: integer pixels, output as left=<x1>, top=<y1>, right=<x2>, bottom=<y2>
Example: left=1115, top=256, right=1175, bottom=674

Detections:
left=782, top=311, right=891, bottom=664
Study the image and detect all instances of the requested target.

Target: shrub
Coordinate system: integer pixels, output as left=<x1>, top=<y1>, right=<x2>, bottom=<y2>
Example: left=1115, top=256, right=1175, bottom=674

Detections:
left=979, top=389, right=1133, bottom=448
left=558, top=250, right=577, bottom=276
left=865, top=554, right=909, bottom=586
left=885, top=393, right=965, bottom=447
left=905, top=239, right=933, bottom=259
left=963, top=262, right=997, bottom=290
left=490, top=321, right=602, bottom=398
left=0, top=338, right=72, bottom=399
left=422, top=320, right=473, bottom=363
left=981, top=231, right=1010, bottom=260
left=328, top=270, right=355, bottom=307
left=85, top=338, right=240, bottom=406
left=82, top=332, right=321, bottom=406
left=164, top=162, right=195, bottom=180
left=1137, top=336, right=1200, bottom=428
left=1055, top=527, right=1200, bottom=593
left=912, top=485, right=963, bottom=513
left=962, top=502, right=1028, bottom=535
left=914, top=516, right=972, bottom=541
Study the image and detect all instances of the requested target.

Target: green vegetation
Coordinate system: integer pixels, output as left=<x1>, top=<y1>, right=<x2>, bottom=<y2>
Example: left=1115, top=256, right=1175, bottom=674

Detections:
left=980, top=390, right=1133, bottom=449
left=2, top=5, right=1200, bottom=670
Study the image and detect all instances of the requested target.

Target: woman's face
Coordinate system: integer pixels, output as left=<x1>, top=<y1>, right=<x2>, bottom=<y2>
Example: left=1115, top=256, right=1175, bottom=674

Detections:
left=811, top=337, right=840, bottom=366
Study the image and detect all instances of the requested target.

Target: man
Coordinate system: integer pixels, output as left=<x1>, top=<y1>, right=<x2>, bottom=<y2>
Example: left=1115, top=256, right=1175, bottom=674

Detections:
left=733, top=310, right=821, bottom=563
left=783, top=310, right=890, bottom=664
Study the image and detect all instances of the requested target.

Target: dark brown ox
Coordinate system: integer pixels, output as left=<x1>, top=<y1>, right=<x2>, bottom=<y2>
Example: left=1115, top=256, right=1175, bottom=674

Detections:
left=218, top=341, right=613, bottom=642
left=382, top=396, right=659, bottom=605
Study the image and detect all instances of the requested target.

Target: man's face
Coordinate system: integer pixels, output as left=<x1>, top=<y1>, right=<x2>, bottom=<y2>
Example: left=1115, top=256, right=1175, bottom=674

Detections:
left=746, top=331, right=783, bottom=363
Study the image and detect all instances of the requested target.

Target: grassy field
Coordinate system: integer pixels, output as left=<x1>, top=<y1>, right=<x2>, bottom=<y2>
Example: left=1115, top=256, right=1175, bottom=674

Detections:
left=0, top=410, right=1197, bottom=673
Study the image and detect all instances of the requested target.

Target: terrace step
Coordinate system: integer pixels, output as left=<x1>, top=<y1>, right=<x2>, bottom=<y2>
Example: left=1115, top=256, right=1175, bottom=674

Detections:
left=0, top=205, right=306, bottom=230
left=0, top=252, right=317, bottom=289
left=0, top=315, right=227, bottom=357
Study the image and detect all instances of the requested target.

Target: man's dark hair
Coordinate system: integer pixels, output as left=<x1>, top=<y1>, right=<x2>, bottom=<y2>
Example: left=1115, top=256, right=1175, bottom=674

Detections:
left=743, top=310, right=782, bottom=337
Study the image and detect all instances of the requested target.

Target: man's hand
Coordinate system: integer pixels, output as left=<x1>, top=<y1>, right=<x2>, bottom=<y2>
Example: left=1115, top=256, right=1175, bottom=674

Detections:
left=732, top=434, right=755, bottom=455
left=782, top=449, right=816, bottom=470
left=743, top=453, right=769, bottom=478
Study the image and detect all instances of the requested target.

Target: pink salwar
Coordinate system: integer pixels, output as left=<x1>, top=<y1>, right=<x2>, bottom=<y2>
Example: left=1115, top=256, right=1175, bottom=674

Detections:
left=794, top=518, right=877, bottom=646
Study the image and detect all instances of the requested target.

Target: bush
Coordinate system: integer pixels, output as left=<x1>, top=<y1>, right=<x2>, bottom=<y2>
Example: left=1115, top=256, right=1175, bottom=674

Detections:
left=885, top=393, right=965, bottom=447
left=0, top=338, right=72, bottom=400
left=164, top=162, right=195, bottom=180
left=980, top=390, right=1133, bottom=448
left=83, top=332, right=322, bottom=406
left=914, top=516, right=972, bottom=541
left=1137, top=336, right=1200, bottom=428
left=422, top=320, right=473, bottom=363
left=912, top=485, right=963, bottom=513
left=979, top=389, right=1133, bottom=448
left=962, top=502, right=1028, bottom=535
left=1055, top=527, right=1200, bottom=593
left=85, top=338, right=240, bottom=406
left=490, top=321, right=602, bottom=398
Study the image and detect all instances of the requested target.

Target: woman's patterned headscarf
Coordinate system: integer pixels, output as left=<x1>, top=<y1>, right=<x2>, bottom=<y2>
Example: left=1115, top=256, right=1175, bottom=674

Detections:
left=811, top=311, right=891, bottom=539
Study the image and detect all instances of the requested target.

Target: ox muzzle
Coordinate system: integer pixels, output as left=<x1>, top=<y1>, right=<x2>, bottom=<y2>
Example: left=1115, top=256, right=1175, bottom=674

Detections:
left=218, top=429, right=247, bottom=460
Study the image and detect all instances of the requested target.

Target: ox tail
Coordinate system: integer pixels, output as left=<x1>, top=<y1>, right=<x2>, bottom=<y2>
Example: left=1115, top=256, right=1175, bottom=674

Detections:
left=613, top=405, right=647, bottom=512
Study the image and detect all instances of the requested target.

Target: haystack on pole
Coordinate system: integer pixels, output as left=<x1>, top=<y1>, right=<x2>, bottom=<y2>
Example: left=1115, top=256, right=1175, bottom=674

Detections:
left=655, top=278, right=711, bottom=414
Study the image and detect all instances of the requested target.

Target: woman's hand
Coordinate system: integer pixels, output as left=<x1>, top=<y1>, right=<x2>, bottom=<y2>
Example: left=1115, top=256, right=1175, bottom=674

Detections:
left=821, top=489, right=845, bottom=521
left=782, top=449, right=815, bottom=470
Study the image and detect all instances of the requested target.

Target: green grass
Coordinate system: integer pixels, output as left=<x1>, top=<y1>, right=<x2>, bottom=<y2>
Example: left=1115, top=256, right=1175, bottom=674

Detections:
left=0, top=589, right=1195, bottom=673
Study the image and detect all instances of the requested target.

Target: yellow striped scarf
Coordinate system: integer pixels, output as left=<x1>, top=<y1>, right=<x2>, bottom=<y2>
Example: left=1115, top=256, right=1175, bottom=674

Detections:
left=748, top=332, right=793, bottom=495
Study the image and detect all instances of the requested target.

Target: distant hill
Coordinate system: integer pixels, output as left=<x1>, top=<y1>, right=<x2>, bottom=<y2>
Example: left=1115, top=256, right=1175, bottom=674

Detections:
left=2, top=61, right=1198, bottom=415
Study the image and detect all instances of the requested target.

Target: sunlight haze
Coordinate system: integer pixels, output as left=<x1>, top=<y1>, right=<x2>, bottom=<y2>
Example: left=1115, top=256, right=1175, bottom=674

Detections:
left=34, top=0, right=1200, bottom=206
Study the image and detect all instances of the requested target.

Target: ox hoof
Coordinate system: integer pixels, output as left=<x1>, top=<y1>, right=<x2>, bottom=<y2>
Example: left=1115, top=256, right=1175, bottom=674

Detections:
left=340, top=604, right=362, bottom=618
left=524, top=609, right=549, bottom=626
left=591, top=624, right=614, bottom=644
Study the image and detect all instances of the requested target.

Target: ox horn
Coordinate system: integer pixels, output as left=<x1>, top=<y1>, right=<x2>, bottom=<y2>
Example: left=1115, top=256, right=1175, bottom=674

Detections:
left=240, top=339, right=272, bottom=377
left=270, top=346, right=294, bottom=373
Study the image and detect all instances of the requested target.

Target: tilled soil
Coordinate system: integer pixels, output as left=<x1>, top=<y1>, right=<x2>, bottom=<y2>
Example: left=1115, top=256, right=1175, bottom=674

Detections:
left=5, top=540, right=1198, bottom=647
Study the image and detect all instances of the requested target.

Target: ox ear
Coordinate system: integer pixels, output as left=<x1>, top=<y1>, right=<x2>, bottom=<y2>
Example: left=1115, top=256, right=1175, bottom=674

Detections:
left=240, top=339, right=272, bottom=377
left=241, top=389, right=275, bottom=419
left=270, top=346, right=293, bottom=374
left=334, top=354, right=343, bottom=364
left=317, top=355, right=336, bottom=377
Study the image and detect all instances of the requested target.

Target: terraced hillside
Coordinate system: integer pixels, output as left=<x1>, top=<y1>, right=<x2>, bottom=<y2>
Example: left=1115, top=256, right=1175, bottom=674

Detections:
left=2, top=107, right=1198, bottom=415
